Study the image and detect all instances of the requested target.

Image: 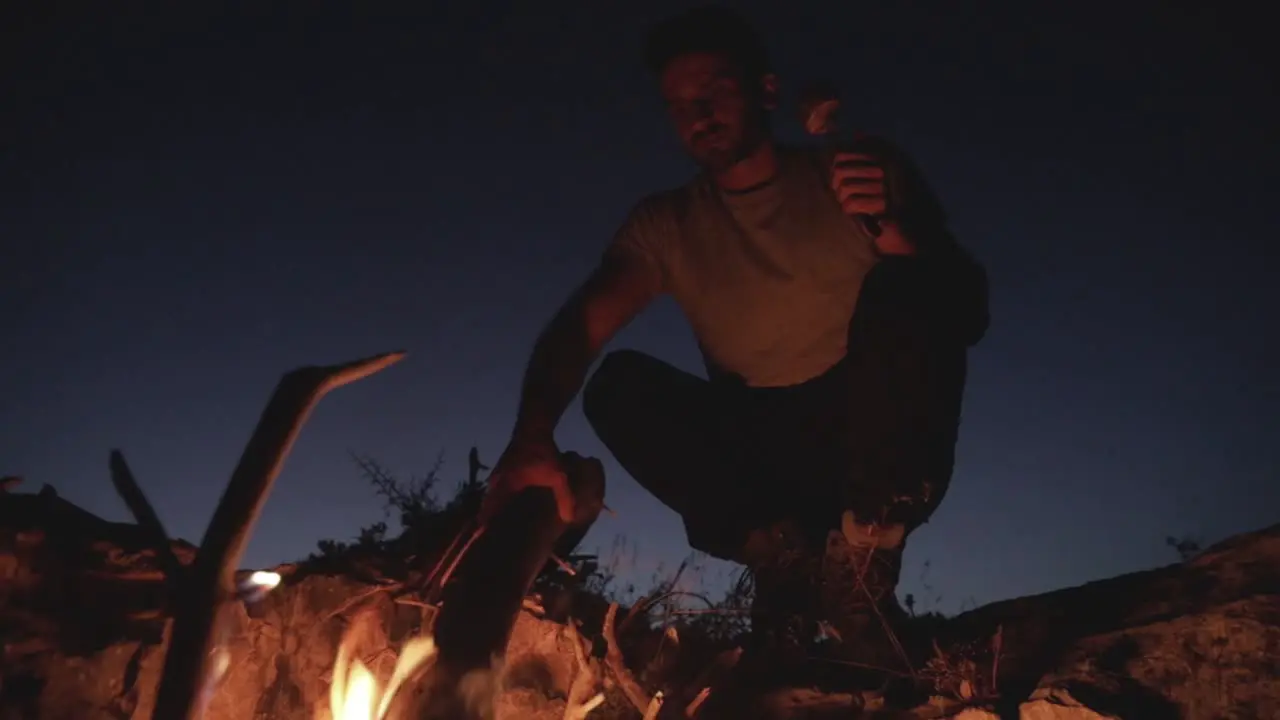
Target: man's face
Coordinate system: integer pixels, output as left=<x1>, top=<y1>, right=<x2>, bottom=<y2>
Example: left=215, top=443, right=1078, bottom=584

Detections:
left=659, top=52, right=773, bottom=173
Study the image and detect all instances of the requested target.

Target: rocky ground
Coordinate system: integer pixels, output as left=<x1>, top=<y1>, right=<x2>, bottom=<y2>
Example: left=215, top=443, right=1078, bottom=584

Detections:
left=1, top=480, right=1277, bottom=719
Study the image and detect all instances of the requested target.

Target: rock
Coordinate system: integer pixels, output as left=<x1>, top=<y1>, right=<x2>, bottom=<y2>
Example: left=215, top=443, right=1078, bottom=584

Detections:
left=1018, top=688, right=1119, bottom=719
left=937, top=523, right=1280, bottom=720
left=951, top=709, right=999, bottom=720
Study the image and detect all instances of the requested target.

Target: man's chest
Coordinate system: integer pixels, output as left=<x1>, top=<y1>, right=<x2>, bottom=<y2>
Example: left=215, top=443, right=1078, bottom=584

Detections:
left=667, top=176, right=880, bottom=314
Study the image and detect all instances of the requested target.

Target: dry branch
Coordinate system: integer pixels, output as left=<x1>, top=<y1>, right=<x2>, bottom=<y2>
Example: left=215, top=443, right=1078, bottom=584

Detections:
left=681, top=646, right=742, bottom=718
left=562, top=620, right=604, bottom=719
left=641, top=691, right=664, bottom=720
left=602, top=602, right=652, bottom=714
left=109, top=449, right=184, bottom=586
left=148, top=350, right=405, bottom=720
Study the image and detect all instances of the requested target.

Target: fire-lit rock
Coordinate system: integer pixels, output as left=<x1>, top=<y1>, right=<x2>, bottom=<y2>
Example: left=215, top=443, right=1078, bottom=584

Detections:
left=1, top=486, right=1277, bottom=719
left=0, top=487, right=591, bottom=719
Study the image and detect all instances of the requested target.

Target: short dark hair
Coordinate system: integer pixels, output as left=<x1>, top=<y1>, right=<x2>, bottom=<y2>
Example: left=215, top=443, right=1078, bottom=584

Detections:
left=642, top=5, right=771, bottom=80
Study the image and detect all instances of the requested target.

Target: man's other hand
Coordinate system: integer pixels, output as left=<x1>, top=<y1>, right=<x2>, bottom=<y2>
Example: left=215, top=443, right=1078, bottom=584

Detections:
left=830, top=150, right=916, bottom=256
left=479, top=437, right=575, bottom=525
left=831, top=151, right=888, bottom=218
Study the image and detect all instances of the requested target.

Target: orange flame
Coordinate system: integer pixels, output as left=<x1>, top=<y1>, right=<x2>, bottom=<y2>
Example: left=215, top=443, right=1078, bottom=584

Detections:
left=328, top=632, right=438, bottom=720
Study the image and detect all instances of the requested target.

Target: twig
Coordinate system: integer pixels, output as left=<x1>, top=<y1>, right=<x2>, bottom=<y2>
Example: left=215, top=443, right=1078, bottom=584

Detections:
left=641, top=691, right=664, bottom=720
left=850, top=547, right=915, bottom=678
left=149, top=351, right=405, bottom=720
left=563, top=620, right=604, bottom=719
left=667, top=607, right=749, bottom=617
left=435, top=523, right=486, bottom=591
left=602, top=602, right=651, bottom=714
left=810, top=655, right=914, bottom=678
left=419, top=520, right=472, bottom=593
left=109, top=450, right=185, bottom=588
left=622, top=559, right=693, bottom=633
left=548, top=553, right=576, bottom=576
left=684, top=687, right=712, bottom=718
left=393, top=598, right=436, bottom=609
left=324, top=583, right=400, bottom=621
left=681, top=646, right=742, bottom=718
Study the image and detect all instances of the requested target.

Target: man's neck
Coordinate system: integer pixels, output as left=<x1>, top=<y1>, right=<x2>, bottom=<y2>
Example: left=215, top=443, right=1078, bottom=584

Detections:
left=711, top=140, right=780, bottom=193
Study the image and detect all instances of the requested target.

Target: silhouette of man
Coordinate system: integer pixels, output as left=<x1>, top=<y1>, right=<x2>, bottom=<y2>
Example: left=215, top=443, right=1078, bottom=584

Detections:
left=481, top=5, right=988, bottom=685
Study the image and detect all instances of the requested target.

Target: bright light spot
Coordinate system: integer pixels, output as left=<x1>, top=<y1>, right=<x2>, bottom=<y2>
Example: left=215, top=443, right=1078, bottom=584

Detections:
left=249, top=570, right=281, bottom=589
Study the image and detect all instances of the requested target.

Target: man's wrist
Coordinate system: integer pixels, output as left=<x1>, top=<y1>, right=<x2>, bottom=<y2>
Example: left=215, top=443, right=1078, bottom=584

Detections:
left=873, top=220, right=918, bottom=256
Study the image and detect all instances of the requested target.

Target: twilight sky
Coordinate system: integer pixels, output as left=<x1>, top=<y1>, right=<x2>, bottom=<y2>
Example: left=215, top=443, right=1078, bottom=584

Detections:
left=4, top=2, right=1277, bottom=615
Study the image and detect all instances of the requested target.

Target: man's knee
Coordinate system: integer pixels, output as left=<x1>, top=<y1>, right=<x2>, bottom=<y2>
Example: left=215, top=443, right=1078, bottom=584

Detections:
left=855, top=255, right=988, bottom=346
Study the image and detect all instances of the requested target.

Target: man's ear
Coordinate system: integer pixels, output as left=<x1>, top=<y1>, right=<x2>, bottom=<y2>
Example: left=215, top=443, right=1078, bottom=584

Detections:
left=759, top=73, right=780, bottom=111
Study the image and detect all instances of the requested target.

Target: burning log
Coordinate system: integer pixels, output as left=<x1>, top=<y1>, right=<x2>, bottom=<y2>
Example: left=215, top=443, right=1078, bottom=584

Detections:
left=106, top=351, right=405, bottom=720
left=421, top=453, right=605, bottom=718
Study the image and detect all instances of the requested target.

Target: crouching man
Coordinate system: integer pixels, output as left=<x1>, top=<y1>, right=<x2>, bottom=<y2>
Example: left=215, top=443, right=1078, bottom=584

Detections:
left=479, top=5, right=989, bottom=689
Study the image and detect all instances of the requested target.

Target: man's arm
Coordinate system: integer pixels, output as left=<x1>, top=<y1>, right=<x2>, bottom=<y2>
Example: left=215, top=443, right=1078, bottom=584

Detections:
left=876, top=138, right=991, bottom=347
left=831, top=136, right=990, bottom=346
left=510, top=250, right=663, bottom=448
left=481, top=196, right=671, bottom=524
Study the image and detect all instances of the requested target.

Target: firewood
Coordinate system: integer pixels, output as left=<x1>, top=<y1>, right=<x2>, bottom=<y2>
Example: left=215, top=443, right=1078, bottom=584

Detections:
left=127, top=351, right=405, bottom=720
left=108, top=450, right=184, bottom=590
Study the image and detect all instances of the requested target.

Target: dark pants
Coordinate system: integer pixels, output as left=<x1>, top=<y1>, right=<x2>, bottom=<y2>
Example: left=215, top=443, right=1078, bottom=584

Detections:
left=582, top=254, right=988, bottom=563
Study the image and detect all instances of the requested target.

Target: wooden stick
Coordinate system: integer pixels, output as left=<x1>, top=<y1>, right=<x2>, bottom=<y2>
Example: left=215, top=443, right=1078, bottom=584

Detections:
left=426, top=451, right=605, bottom=709
left=109, top=449, right=184, bottom=587
left=641, top=691, right=664, bottom=720
left=680, top=646, right=742, bottom=718
left=150, top=351, right=405, bottom=720
left=602, top=602, right=651, bottom=714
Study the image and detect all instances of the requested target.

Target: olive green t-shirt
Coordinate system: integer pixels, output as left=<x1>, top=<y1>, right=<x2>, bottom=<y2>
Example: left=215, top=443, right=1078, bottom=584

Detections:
left=608, top=146, right=882, bottom=388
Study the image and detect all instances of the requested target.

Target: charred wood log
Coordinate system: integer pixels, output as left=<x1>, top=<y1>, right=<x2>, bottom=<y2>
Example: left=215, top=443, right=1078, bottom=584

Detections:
left=423, top=452, right=604, bottom=718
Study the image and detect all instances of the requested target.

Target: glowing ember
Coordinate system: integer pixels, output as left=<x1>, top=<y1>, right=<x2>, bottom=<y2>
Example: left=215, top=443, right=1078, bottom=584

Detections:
left=328, top=633, right=438, bottom=720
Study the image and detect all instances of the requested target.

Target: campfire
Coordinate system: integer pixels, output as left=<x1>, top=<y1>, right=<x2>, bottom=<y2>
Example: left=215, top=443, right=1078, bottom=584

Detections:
left=90, top=350, right=655, bottom=719
left=13, top=351, right=735, bottom=719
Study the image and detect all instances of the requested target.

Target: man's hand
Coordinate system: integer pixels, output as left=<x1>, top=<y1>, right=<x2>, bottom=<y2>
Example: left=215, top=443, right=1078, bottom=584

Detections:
left=479, top=436, right=576, bottom=526
left=830, top=151, right=916, bottom=256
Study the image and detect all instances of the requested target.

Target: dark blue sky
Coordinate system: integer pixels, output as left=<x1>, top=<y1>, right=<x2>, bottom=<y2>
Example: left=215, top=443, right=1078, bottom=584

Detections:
left=4, top=2, right=1277, bottom=614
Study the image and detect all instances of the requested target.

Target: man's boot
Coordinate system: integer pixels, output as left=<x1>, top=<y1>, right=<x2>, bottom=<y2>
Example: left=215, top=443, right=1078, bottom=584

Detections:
left=699, top=518, right=871, bottom=719
left=812, top=510, right=911, bottom=690
left=734, top=518, right=822, bottom=687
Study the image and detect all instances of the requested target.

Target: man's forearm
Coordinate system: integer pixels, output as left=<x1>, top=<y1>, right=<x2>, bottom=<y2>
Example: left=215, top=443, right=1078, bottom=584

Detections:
left=511, top=296, right=597, bottom=446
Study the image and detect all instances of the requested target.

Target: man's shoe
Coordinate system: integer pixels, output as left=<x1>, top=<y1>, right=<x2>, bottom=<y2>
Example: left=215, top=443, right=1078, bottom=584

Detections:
left=737, top=518, right=822, bottom=687
left=811, top=511, right=912, bottom=689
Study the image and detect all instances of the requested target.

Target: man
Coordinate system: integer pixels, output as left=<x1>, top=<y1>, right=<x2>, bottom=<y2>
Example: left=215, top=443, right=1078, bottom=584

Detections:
left=481, top=5, right=988, bottom=686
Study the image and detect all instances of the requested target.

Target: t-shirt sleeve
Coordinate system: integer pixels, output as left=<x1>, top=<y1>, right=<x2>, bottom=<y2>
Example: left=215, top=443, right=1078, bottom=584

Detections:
left=602, top=193, right=676, bottom=292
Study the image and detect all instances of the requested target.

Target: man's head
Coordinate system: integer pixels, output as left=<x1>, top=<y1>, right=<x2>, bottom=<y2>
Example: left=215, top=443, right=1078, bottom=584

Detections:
left=643, top=6, right=778, bottom=173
